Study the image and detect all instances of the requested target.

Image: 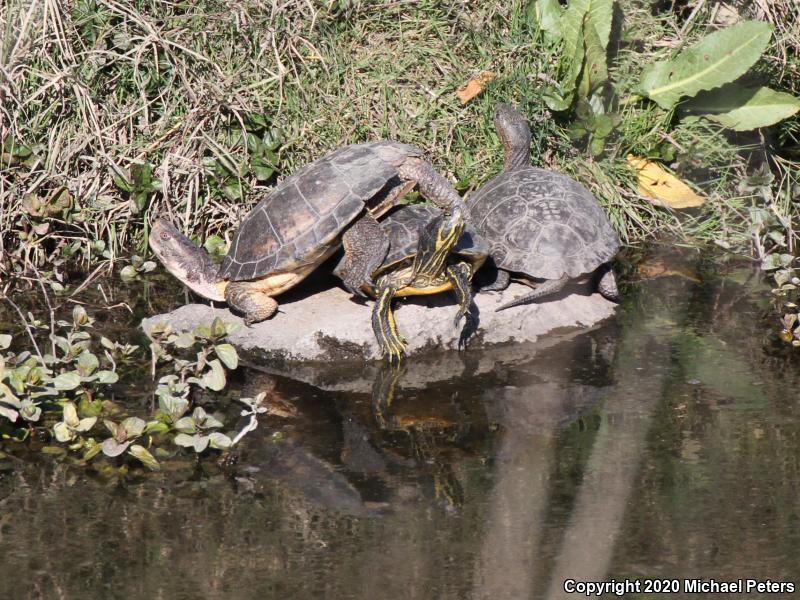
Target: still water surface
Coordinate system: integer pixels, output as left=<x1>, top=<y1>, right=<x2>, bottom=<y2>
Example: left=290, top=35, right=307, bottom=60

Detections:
left=1, top=254, right=799, bottom=599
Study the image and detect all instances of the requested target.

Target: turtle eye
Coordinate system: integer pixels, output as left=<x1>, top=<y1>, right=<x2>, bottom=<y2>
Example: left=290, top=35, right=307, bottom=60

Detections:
left=160, top=231, right=169, bottom=240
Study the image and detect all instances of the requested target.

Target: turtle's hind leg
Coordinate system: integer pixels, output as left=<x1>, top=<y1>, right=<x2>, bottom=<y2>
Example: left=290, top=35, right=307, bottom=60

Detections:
left=496, top=274, right=569, bottom=311
left=596, top=265, right=620, bottom=301
left=341, top=213, right=390, bottom=297
left=225, top=282, right=279, bottom=326
left=479, top=268, right=510, bottom=293
left=371, top=285, right=406, bottom=362
left=397, top=157, right=467, bottom=215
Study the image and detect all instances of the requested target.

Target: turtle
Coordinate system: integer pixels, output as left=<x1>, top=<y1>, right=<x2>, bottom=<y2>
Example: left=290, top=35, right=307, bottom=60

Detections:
left=149, top=141, right=467, bottom=325
left=469, top=103, right=620, bottom=310
left=334, top=204, right=489, bottom=361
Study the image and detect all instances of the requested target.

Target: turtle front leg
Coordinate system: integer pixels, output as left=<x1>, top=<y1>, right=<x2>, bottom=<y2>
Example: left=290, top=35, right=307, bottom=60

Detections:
left=447, top=262, right=475, bottom=328
left=341, top=213, right=390, bottom=297
left=397, top=157, right=467, bottom=216
left=225, top=282, right=279, bottom=326
left=371, top=284, right=406, bottom=362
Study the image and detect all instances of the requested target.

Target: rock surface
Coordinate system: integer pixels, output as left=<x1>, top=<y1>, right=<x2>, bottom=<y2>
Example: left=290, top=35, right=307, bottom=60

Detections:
left=141, top=280, right=616, bottom=365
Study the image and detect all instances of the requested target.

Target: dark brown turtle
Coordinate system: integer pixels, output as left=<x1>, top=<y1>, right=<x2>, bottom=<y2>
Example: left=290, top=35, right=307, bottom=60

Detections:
left=150, top=141, right=466, bottom=324
left=469, top=104, right=620, bottom=310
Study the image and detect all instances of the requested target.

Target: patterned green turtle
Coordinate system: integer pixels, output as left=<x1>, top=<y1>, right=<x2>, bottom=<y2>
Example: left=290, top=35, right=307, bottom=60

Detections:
left=469, top=104, right=620, bottom=310
left=335, top=204, right=488, bottom=361
left=149, top=141, right=467, bottom=324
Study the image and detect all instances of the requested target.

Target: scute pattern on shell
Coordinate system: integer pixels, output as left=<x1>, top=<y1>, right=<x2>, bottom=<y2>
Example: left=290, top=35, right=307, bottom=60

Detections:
left=469, top=167, right=619, bottom=280
left=381, top=205, right=488, bottom=271
left=220, top=141, right=420, bottom=281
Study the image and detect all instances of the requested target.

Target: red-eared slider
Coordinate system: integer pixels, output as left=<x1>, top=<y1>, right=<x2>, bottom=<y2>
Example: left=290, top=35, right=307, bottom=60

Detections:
left=469, top=104, right=620, bottom=309
left=150, top=141, right=466, bottom=324
left=335, top=204, right=488, bottom=361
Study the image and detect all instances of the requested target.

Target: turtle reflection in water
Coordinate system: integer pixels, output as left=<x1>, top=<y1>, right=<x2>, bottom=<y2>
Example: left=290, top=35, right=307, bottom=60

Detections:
left=470, top=104, right=620, bottom=310
left=369, top=364, right=471, bottom=509
left=149, top=141, right=467, bottom=325
left=335, top=204, right=488, bottom=361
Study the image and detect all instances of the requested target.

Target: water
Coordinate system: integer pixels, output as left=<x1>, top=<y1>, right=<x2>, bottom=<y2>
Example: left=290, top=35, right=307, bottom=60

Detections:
left=2, top=252, right=799, bottom=599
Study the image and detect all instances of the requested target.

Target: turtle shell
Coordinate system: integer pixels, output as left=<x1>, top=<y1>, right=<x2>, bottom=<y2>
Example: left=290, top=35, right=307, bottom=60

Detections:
left=220, top=141, right=420, bottom=281
left=469, top=167, right=619, bottom=280
left=380, top=204, right=488, bottom=273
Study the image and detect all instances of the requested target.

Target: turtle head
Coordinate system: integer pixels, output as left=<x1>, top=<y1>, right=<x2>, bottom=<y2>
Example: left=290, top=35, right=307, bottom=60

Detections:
left=413, top=207, right=465, bottom=280
left=493, top=103, right=531, bottom=172
left=148, top=218, right=226, bottom=301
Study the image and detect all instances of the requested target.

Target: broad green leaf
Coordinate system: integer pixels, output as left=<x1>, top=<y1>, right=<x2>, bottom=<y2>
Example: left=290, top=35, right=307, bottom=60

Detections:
left=76, top=352, right=99, bottom=377
left=95, top=370, right=119, bottom=384
left=121, top=416, right=146, bottom=438
left=0, top=382, right=21, bottom=406
left=84, top=442, right=103, bottom=461
left=210, top=317, right=226, bottom=339
left=129, top=445, right=160, bottom=470
left=214, top=343, right=238, bottom=370
left=0, top=405, right=19, bottom=422
left=53, top=421, right=74, bottom=442
left=158, top=395, right=189, bottom=420
left=120, top=265, right=138, bottom=281
left=534, top=0, right=563, bottom=41
left=578, top=13, right=608, bottom=98
left=105, top=418, right=125, bottom=440
left=53, top=371, right=82, bottom=391
left=174, top=433, right=209, bottom=453
left=208, top=432, right=232, bottom=450
left=102, top=437, right=131, bottom=457
left=685, top=84, right=800, bottom=130
left=641, top=20, right=772, bottom=109
left=145, top=420, right=170, bottom=434
left=0, top=334, right=11, bottom=350
left=76, top=416, right=97, bottom=432
left=562, top=0, right=613, bottom=56
left=171, top=332, right=195, bottom=349
left=63, top=401, right=80, bottom=427
left=202, top=359, right=226, bottom=391
left=175, top=416, right=197, bottom=433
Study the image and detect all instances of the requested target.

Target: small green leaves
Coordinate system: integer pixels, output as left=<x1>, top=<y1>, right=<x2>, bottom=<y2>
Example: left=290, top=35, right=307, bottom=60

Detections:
left=53, top=402, right=97, bottom=442
left=129, top=445, right=160, bottom=470
left=641, top=21, right=772, bottom=109
left=52, top=371, right=82, bottom=391
left=214, top=344, right=238, bottom=370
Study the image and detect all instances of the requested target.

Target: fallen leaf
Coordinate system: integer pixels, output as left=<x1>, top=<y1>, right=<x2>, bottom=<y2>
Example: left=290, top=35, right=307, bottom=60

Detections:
left=636, top=258, right=701, bottom=282
left=456, top=71, right=495, bottom=104
left=627, top=154, right=705, bottom=209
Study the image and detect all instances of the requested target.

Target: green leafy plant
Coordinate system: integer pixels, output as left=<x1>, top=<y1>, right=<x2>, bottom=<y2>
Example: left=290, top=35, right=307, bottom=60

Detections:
left=120, top=255, right=157, bottom=281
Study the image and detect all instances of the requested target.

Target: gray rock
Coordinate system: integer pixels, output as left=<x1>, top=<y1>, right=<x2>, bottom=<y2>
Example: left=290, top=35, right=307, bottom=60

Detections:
left=141, top=281, right=616, bottom=365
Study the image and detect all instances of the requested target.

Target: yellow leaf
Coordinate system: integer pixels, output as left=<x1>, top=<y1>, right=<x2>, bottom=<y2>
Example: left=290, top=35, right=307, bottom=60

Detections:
left=456, top=71, right=495, bottom=104
left=627, top=154, right=705, bottom=209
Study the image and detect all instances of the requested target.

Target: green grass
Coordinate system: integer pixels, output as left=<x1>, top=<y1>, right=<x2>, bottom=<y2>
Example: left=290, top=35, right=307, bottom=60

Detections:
left=1, top=0, right=799, bottom=283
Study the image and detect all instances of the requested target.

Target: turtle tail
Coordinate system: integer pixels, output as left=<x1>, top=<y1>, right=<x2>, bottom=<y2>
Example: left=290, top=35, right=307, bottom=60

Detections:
left=495, top=275, right=569, bottom=312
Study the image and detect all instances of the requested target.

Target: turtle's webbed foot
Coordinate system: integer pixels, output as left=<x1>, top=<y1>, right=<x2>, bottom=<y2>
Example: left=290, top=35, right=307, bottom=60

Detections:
left=448, top=262, right=474, bottom=328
